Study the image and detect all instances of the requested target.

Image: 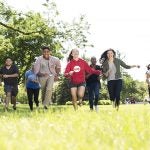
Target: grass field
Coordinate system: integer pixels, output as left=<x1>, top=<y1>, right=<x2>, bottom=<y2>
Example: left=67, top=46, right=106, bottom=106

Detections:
left=0, top=104, right=150, bottom=150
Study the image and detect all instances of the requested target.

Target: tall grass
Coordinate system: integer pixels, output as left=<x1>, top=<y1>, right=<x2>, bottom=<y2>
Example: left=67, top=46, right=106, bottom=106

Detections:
left=0, top=104, right=150, bottom=150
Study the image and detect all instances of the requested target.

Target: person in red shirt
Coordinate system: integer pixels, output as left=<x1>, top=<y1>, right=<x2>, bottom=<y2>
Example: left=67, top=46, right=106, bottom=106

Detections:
left=64, top=49, right=101, bottom=110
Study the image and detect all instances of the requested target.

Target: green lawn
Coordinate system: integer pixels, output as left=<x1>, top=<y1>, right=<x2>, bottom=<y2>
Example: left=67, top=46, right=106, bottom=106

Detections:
left=0, top=104, right=150, bottom=150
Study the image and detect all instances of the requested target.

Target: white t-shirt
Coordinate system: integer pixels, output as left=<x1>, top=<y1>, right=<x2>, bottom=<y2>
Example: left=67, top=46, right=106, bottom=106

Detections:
left=108, top=62, right=116, bottom=81
left=39, top=59, right=52, bottom=75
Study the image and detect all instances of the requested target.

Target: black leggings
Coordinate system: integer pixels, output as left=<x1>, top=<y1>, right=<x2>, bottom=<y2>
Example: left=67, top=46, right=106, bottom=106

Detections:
left=27, top=88, right=39, bottom=110
left=107, top=79, right=122, bottom=107
left=148, top=86, right=150, bottom=97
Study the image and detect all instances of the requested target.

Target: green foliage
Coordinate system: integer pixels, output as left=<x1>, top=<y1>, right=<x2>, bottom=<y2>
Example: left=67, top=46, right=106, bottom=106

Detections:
left=100, top=81, right=110, bottom=100
left=65, top=101, right=72, bottom=105
left=1, top=1, right=147, bottom=103
left=65, top=100, right=88, bottom=105
left=122, top=72, right=147, bottom=102
left=98, top=100, right=111, bottom=105
left=0, top=84, right=5, bottom=102
left=0, top=0, right=91, bottom=83
left=65, top=100, right=111, bottom=105
left=0, top=10, right=63, bottom=83
left=17, top=85, right=28, bottom=104
left=55, top=76, right=71, bottom=105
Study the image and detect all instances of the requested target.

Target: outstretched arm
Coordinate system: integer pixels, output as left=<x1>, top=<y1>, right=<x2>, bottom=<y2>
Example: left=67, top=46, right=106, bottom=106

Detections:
left=130, top=65, right=140, bottom=68
left=84, top=61, right=101, bottom=75
left=120, top=59, right=140, bottom=69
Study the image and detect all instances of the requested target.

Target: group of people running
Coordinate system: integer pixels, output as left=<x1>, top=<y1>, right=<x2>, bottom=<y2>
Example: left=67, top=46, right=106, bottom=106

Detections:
left=65, top=48, right=140, bottom=111
left=0, top=46, right=61, bottom=111
left=0, top=46, right=149, bottom=112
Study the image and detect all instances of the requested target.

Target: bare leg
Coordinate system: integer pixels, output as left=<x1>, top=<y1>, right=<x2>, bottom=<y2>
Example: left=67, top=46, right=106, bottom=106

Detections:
left=70, top=87, right=78, bottom=110
left=5, top=92, right=11, bottom=110
left=77, top=86, right=85, bottom=106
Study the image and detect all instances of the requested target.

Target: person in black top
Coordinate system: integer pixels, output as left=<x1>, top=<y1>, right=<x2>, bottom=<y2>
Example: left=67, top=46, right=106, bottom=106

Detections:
left=146, top=64, right=150, bottom=103
left=0, top=58, right=19, bottom=111
left=86, top=56, right=102, bottom=111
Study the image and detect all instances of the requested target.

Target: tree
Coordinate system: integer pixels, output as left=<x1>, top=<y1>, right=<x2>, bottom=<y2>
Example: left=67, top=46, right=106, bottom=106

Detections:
left=0, top=0, right=92, bottom=83
left=54, top=76, right=71, bottom=105
left=121, top=72, right=147, bottom=102
left=100, top=81, right=109, bottom=100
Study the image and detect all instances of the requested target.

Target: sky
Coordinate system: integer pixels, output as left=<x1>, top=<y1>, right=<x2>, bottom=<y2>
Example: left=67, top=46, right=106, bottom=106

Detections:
left=4, top=0, right=150, bottom=81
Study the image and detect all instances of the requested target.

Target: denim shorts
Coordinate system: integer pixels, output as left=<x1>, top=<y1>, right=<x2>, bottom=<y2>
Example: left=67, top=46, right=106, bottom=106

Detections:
left=69, top=82, right=86, bottom=88
left=4, top=85, right=18, bottom=96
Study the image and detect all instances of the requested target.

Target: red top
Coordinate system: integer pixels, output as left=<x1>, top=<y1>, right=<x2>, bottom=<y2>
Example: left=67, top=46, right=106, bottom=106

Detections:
left=64, top=58, right=101, bottom=84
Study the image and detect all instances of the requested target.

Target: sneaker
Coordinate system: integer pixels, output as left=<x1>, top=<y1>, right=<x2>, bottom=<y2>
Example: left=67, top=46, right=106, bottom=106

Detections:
left=30, top=108, right=33, bottom=111
left=78, top=101, right=82, bottom=106
left=90, top=108, right=93, bottom=111
left=112, top=101, right=115, bottom=108
left=94, top=105, right=98, bottom=112
left=13, top=106, right=16, bottom=110
left=44, top=106, right=48, bottom=109
left=116, top=106, right=119, bottom=111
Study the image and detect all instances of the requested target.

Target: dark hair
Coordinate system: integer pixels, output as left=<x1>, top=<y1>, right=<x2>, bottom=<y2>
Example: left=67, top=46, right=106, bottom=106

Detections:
left=67, top=50, right=73, bottom=62
left=5, top=57, right=13, bottom=61
left=41, top=46, right=51, bottom=51
left=147, top=64, right=150, bottom=70
left=99, top=48, right=116, bottom=64
left=107, top=48, right=116, bottom=56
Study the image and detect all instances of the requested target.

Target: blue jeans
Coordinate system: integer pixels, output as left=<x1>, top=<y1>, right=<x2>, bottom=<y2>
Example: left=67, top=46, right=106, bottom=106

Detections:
left=107, top=79, right=122, bottom=107
left=87, top=82, right=100, bottom=109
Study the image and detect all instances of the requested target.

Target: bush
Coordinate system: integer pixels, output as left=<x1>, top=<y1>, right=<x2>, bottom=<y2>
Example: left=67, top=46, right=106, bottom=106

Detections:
left=0, top=85, right=5, bottom=103
left=65, top=100, right=88, bottom=105
left=66, top=100, right=111, bottom=105
left=65, top=101, right=72, bottom=105
left=98, top=100, right=111, bottom=105
left=82, top=101, right=88, bottom=105
left=17, top=85, right=28, bottom=104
